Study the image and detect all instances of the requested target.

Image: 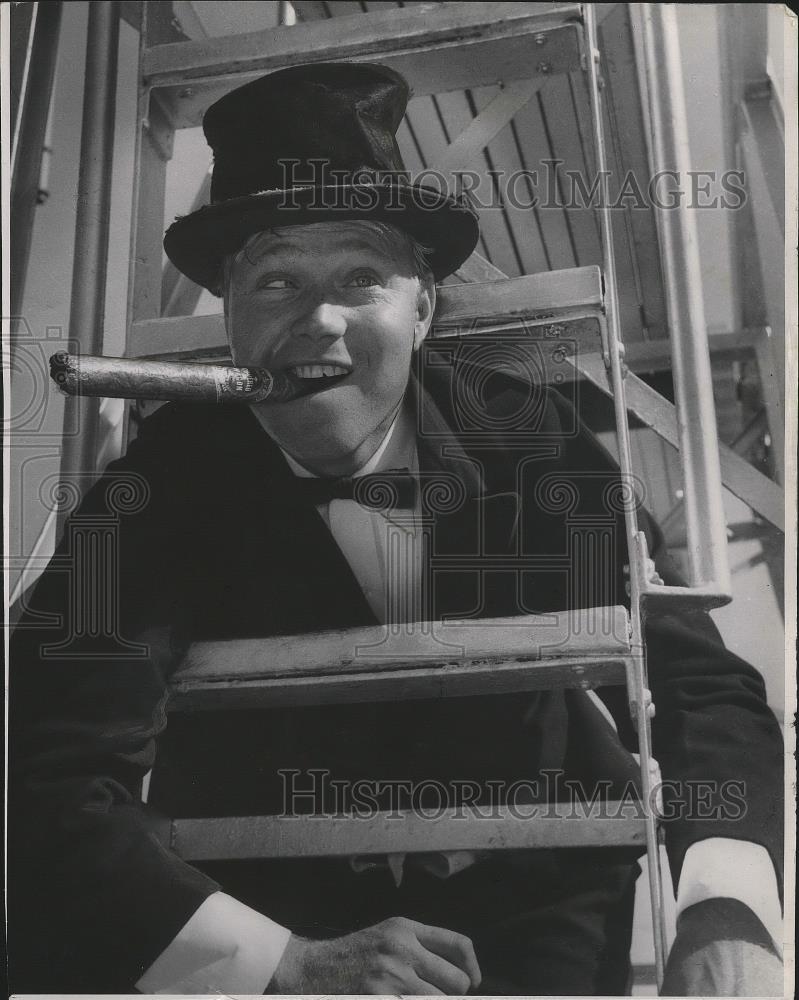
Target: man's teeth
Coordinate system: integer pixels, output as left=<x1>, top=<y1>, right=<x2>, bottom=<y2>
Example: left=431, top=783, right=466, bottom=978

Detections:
left=290, top=364, right=350, bottom=379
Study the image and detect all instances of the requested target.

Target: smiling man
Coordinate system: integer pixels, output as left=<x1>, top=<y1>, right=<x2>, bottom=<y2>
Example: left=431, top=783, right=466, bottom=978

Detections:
left=222, top=221, right=436, bottom=478
left=9, top=63, right=784, bottom=996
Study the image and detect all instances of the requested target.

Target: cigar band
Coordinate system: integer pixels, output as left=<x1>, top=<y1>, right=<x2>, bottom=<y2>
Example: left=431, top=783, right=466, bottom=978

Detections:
left=220, top=367, right=274, bottom=402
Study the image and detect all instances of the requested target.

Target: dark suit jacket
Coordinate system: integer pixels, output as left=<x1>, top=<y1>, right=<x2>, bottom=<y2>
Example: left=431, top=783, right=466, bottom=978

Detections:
left=8, top=353, right=783, bottom=992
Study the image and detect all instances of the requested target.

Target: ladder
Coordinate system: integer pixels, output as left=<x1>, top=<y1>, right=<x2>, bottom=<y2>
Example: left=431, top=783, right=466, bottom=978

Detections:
left=69, top=2, right=749, bottom=992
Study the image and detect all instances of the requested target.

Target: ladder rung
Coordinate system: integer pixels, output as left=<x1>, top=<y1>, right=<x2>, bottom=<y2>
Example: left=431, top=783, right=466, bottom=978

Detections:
left=135, top=330, right=759, bottom=381
left=144, top=4, right=584, bottom=129
left=134, top=315, right=604, bottom=373
left=435, top=266, right=603, bottom=323
left=169, top=607, right=631, bottom=711
left=129, top=268, right=603, bottom=357
left=639, top=583, right=734, bottom=611
left=170, top=805, right=649, bottom=861
left=169, top=654, right=629, bottom=710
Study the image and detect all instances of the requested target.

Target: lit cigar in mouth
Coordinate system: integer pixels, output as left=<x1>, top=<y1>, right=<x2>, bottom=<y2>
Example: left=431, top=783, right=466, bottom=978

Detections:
left=49, top=352, right=310, bottom=404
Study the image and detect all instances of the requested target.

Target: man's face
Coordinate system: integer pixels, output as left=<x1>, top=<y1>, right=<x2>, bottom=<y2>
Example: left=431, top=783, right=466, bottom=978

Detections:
left=224, top=221, right=435, bottom=475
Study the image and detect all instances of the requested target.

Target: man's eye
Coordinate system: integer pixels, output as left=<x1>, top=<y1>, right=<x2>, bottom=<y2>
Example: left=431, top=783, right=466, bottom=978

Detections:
left=348, top=272, right=380, bottom=288
left=257, top=276, right=295, bottom=290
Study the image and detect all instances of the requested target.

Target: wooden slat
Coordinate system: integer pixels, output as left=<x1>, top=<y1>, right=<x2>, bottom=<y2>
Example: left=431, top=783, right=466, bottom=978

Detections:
left=396, top=118, right=425, bottom=174
left=402, top=88, right=504, bottom=276
left=128, top=267, right=604, bottom=355
left=325, top=1, right=367, bottom=16
left=145, top=3, right=583, bottom=78
left=169, top=653, right=628, bottom=710
left=508, top=79, right=578, bottom=272
left=176, top=608, right=631, bottom=678
left=455, top=251, right=508, bottom=283
left=130, top=318, right=764, bottom=386
left=585, top=47, right=648, bottom=346
left=127, top=297, right=782, bottom=533
left=160, top=171, right=211, bottom=317
left=129, top=312, right=225, bottom=356
left=146, top=4, right=584, bottom=129
left=632, top=427, right=679, bottom=526
left=171, top=805, right=648, bottom=861
left=433, top=80, right=542, bottom=177
left=131, top=97, right=173, bottom=323
left=537, top=74, right=604, bottom=269
left=740, top=99, right=786, bottom=485
left=623, top=329, right=762, bottom=373
left=573, top=354, right=785, bottom=531
left=402, top=92, right=456, bottom=176
left=428, top=88, right=512, bottom=272
left=598, top=4, right=667, bottom=339
left=129, top=313, right=605, bottom=359
left=361, top=2, right=410, bottom=12
left=434, top=266, right=603, bottom=323
left=169, top=608, right=632, bottom=710
left=470, top=85, right=542, bottom=276
left=427, top=80, right=550, bottom=276
left=427, top=329, right=760, bottom=382
left=292, top=0, right=330, bottom=19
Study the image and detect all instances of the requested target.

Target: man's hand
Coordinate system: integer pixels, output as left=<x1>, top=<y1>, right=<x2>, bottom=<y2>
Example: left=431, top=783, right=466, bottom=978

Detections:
left=269, top=916, right=481, bottom=995
left=662, top=898, right=783, bottom=996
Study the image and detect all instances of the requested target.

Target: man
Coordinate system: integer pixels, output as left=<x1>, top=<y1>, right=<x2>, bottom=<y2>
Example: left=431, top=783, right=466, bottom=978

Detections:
left=9, top=63, right=783, bottom=995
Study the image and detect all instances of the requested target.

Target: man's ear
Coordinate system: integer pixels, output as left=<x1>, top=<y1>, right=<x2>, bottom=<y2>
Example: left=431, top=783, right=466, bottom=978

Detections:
left=413, top=275, right=437, bottom=352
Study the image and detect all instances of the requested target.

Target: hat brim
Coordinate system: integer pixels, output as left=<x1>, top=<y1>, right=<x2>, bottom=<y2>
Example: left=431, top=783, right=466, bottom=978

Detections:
left=163, top=183, right=480, bottom=292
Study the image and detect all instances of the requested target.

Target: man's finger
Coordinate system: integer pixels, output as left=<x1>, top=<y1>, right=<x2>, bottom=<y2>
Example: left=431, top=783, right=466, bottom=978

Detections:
left=412, top=946, right=473, bottom=995
left=411, top=922, right=482, bottom=988
left=406, top=972, right=446, bottom=996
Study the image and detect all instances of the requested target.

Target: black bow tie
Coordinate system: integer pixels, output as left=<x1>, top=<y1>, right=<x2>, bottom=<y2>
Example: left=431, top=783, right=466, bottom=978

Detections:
left=290, top=468, right=418, bottom=511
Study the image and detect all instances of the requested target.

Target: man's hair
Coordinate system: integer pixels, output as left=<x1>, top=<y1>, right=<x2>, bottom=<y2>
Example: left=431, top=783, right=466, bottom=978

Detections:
left=220, top=221, right=434, bottom=305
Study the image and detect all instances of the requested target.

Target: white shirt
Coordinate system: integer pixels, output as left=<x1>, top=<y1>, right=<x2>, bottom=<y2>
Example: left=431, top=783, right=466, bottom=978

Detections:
left=288, top=405, right=425, bottom=627
left=138, top=409, right=783, bottom=993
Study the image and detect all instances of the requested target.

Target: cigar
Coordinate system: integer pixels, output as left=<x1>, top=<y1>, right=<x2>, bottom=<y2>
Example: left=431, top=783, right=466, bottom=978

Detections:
left=49, top=352, right=307, bottom=404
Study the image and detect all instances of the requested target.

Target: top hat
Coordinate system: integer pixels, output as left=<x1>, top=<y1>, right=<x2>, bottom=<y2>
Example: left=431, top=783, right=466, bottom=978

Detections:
left=163, top=62, right=480, bottom=292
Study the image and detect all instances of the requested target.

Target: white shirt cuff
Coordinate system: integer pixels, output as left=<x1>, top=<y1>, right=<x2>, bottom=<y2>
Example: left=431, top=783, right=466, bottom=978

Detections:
left=676, top=839, right=783, bottom=957
left=135, top=891, right=292, bottom=994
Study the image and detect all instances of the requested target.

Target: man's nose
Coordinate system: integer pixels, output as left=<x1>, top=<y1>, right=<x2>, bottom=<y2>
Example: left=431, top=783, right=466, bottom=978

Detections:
left=294, top=299, right=347, bottom=343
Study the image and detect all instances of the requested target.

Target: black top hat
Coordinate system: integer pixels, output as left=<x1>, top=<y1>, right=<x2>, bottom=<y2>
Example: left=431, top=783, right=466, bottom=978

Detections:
left=163, top=63, right=480, bottom=292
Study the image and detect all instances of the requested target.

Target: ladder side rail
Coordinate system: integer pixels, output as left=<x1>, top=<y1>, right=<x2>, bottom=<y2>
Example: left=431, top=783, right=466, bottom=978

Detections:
left=638, top=5, right=732, bottom=600
left=56, top=2, right=122, bottom=540
left=583, top=5, right=667, bottom=986
left=122, top=3, right=176, bottom=454
left=10, top=1, right=63, bottom=322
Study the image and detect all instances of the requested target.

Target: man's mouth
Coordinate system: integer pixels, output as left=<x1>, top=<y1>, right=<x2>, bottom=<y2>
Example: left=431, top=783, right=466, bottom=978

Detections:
left=289, top=364, right=351, bottom=380
left=282, top=363, right=353, bottom=396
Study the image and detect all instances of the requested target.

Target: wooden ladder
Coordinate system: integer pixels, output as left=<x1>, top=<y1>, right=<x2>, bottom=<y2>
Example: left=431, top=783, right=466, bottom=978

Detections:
left=119, top=4, right=746, bottom=990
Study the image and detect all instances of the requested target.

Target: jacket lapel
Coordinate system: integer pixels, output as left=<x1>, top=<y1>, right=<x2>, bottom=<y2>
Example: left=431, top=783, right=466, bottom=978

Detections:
left=187, top=356, right=560, bottom=638
left=182, top=405, right=376, bottom=640
left=410, top=367, right=530, bottom=621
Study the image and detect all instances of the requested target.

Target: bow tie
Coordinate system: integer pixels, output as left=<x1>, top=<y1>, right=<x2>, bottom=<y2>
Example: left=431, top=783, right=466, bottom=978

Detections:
left=290, top=468, right=418, bottom=511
